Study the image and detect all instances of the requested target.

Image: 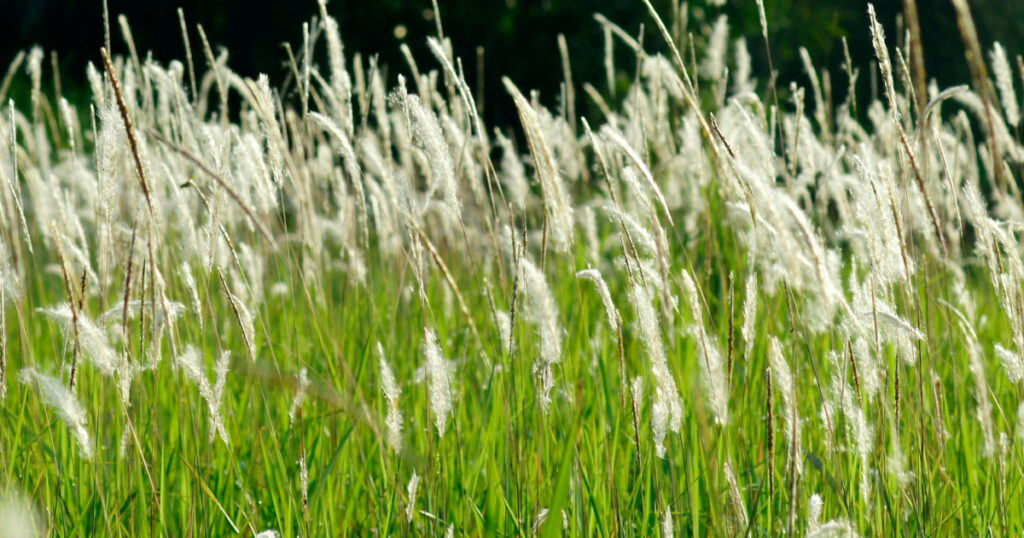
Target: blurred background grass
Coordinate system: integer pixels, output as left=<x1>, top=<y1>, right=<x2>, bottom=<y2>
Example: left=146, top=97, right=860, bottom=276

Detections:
left=2, top=0, right=1021, bottom=127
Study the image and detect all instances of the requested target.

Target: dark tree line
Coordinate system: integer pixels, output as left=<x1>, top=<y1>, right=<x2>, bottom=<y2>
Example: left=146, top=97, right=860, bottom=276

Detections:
left=2, top=0, right=1020, bottom=127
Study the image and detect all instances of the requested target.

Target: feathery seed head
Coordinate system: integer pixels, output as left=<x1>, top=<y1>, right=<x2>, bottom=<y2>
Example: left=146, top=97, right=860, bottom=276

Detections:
left=20, top=368, right=93, bottom=458
left=405, top=471, right=420, bottom=522
left=630, top=281, right=684, bottom=432
left=991, top=43, right=1019, bottom=128
left=377, top=342, right=403, bottom=452
left=577, top=268, right=620, bottom=329
left=288, top=367, right=310, bottom=425
left=424, top=328, right=453, bottom=437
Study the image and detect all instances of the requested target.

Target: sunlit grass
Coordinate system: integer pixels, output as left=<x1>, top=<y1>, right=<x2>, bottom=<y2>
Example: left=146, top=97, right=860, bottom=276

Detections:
left=1, top=1, right=1024, bottom=536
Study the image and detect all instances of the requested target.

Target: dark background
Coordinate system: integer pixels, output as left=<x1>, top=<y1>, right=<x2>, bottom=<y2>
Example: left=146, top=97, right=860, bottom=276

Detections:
left=2, top=0, right=1022, bottom=127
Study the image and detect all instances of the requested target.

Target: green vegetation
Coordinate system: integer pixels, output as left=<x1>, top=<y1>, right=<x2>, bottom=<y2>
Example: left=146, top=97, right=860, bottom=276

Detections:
left=1, top=0, right=1024, bottom=535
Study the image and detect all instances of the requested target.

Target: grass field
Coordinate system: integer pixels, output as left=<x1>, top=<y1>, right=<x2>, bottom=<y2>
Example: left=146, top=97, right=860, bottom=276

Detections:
left=2, top=0, right=1024, bottom=535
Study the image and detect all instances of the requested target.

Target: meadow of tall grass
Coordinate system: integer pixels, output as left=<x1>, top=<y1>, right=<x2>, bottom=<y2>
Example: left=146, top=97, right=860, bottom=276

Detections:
left=1, top=0, right=1023, bottom=535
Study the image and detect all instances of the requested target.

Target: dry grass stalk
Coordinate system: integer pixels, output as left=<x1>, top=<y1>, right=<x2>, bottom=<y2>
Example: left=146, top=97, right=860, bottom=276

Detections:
left=950, top=0, right=1009, bottom=188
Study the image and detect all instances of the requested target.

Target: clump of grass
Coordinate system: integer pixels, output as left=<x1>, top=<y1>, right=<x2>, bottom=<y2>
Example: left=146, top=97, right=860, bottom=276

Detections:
left=2, top=0, right=1024, bottom=534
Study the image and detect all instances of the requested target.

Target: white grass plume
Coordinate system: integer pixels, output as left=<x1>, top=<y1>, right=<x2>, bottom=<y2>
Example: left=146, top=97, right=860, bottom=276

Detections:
left=377, top=342, right=403, bottom=453
left=808, top=493, right=823, bottom=535
left=19, top=367, right=92, bottom=458
left=298, top=454, right=309, bottom=518
left=733, top=38, right=754, bottom=94
left=851, top=337, right=881, bottom=398
left=808, top=519, right=861, bottom=538
left=681, top=270, right=729, bottom=426
left=426, top=35, right=489, bottom=151
left=576, top=268, right=620, bottom=330
left=843, top=387, right=874, bottom=506
left=98, top=300, right=186, bottom=328
left=424, top=328, right=453, bottom=438
left=700, top=16, right=729, bottom=83
left=995, top=344, right=1024, bottom=383
left=651, top=385, right=671, bottom=459
left=1018, top=402, right=1024, bottom=443
left=26, top=48, right=43, bottom=121
left=288, top=367, right=309, bottom=426
left=990, top=43, right=1019, bottom=128
left=0, top=237, right=15, bottom=400
left=602, top=203, right=658, bottom=257
left=180, top=261, right=202, bottom=330
left=741, top=271, right=757, bottom=360
left=724, top=460, right=748, bottom=531
left=629, top=280, right=683, bottom=455
left=38, top=303, right=121, bottom=378
left=886, top=426, right=913, bottom=489
left=868, top=4, right=900, bottom=124
left=947, top=304, right=996, bottom=457
left=316, top=0, right=353, bottom=134
left=0, top=237, right=19, bottom=302
left=175, top=345, right=230, bottom=444
left=495, top=129, right=530, bottom=208
left=661, top=505, right=674, bottom=538
left=4, top=102, right=32, bottom=255
left=503, top=77, right=574, bottom=252
left=520, top=257, right=563, bottom=410
left=405, top=471, right=420, bottom=522
left=755, top=0, right=768, bottom=41
left=601, top=125, right=673, bottom=227
left=221, top=287, right=256, bottom=362
left=494, top=309, right=512, bottom=356
left=769, top=337, right=801, bottom=475
left=404, top=94, right=460, bottom=223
